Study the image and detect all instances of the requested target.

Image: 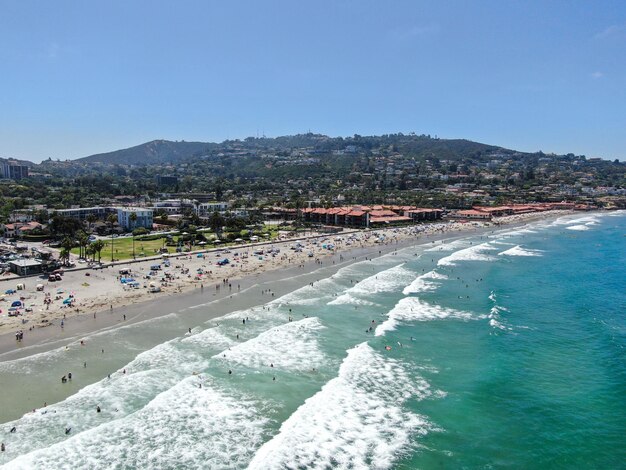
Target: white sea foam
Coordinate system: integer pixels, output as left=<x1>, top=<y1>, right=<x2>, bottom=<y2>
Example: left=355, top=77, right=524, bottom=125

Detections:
left=487, top=292, right=511, bottom=331
left=488, top=306, right=509, bottom=330
left=566, top=224, right=590, bottom=231
left=553, top=215, right=600, bottom=226
left=437, top=242, right=498, bottom=266
left=328, top=293, right=377, bottom=306
left=349, top=264, right=416, bottom=295
left=6, top=379, right=270, bottom=470
left=425, top=239, right=470, bottom=252
left=272, top=276, right=341, bottom=307
left=328, top=263, right=415, bottom=305
left=498, top=245, right=544, bottom=257
left=0, top=341, right=204, bottom=465
left=213, top=317, right=326, bottom=371
left=375, top=297, right=475, bottom=336
left=182, top=326, right=236, bottom=350
left=494, top=227, right=538, bottom=238
left=402, top=270, right=447, bottom=295
left=248, top=343, right=436, bottom=469
left=607, top=210, right=626, bottom=217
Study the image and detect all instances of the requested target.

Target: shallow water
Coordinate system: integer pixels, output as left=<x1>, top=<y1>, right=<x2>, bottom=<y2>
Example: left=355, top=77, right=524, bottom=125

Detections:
left=1, top=212, right=625, bottom=469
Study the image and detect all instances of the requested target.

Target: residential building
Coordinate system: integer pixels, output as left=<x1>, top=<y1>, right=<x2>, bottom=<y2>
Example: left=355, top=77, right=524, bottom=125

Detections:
left=54, top=207, right=116, bottom=221
left=1, top=162, right=29, bottom=180
left=155, top=175, right=178, bottom=186
left=196, top=202, right=229, bottom=218
left=116, top=208, right=153, bottom=230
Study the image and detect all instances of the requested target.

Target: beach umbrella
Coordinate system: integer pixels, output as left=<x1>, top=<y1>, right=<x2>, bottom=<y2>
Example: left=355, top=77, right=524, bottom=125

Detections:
left=63, top=298, right=72, bottom=305
left=11, top=300, right=22, bottom=307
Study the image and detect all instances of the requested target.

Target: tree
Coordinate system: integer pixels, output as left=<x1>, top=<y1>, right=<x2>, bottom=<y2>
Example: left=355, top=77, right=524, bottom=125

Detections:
left=49, top=214, right=82, bottom=239
left=86, top=213, right=97, bottom=232
left=129, top=212, right=138, bottom=259
left=208, top=211, right=225, bottom=238
left=85, top=244, right=95, bottom=262
left=91, top=240, right=105, bottom=263
left=107, top=214, right=118, bottom=262
left=59, top=236, right=74, bottom=266
left=77, top=231, right=89, bottom=259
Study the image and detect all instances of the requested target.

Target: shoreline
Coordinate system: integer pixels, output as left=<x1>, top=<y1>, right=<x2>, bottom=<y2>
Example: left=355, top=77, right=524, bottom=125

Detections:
left=0, top=210, right=575, bottom=360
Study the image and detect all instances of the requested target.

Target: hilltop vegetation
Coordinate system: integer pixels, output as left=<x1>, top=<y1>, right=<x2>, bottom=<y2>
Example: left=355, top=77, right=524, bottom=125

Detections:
left=0, top=133, right=624, bottom=217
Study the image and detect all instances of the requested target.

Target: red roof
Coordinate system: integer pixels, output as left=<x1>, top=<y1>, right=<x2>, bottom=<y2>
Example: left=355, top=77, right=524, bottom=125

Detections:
left=347, top=210, right=366, bottom=217
left=369, top=216, right=412, bottom=223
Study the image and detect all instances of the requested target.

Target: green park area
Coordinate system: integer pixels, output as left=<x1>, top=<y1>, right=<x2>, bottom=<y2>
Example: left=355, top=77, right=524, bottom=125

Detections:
left=70, top=226, right=282, bottom=261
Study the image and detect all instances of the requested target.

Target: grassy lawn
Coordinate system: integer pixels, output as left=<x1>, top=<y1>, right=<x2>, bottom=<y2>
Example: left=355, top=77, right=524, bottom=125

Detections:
left=70, top=228, right=281, bottom=261
left=71, top=237, right=166, bottom=261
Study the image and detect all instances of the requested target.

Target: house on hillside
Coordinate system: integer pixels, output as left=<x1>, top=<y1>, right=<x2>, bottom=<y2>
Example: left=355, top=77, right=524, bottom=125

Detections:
left=1, top=221, right=45, bottom=238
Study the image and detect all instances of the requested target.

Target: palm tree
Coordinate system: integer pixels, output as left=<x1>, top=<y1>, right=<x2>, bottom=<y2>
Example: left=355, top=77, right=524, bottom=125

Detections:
left=86, top=213, right=97, bottom=232
left=85, top=244, right=95, bottom=262
left=92, top=240, right=105, bottom=263
left=107, top=214, right=118, bottom=262
left=77, top=231, right=89, bottom=259
left=129, top=212, right=138, bottom=259
left=60, top=236, right=74, bottom=266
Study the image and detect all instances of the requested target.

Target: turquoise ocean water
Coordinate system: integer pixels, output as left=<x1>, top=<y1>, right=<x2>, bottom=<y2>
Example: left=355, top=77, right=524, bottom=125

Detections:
left=1, top=211, right=624, bottom=469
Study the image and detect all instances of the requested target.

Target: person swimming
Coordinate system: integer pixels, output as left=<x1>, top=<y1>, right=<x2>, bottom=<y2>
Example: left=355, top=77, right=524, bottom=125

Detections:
left=65, top=427, right=71, bottom=435
left=9, top=426, right=16, bottom=433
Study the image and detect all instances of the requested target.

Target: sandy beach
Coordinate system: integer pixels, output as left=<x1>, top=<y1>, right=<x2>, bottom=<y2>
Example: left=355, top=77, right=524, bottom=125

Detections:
left=0, top=211, right=573, bottom=357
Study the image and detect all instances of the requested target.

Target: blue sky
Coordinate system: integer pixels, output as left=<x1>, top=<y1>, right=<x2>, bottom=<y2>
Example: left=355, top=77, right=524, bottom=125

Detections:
left=1, top=0, right=625, bottom=162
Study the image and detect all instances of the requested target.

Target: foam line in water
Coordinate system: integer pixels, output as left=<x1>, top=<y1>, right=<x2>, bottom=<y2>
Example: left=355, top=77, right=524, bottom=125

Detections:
left=566, top=224, right=590, bottom=231
left=181, top=325, right=236, bottom=350
left=553, top=215, right=600, bottom=226
left=425, top=239, right=471, bottom=252
left=248, top=343, right=436, bottom=470
left=6, top=378, right=270, bottom=469
left=213, top=317, right=326, bottom=371
left=328, top=263, right=415, bottom=306
left=437, top=242, right=497, bottom=266
left=0, top=347, right=200, bottom=464
left=487, top=291, right=510, bottom=331
left=376, top=297, right=475, bottom=336
left=402, top=270, right=448, bottom=295
left=348, top=263, right=416, bottom=295
left=498, top=245, right=544, bottom=257
left=327, top=294, right=377, bottom=306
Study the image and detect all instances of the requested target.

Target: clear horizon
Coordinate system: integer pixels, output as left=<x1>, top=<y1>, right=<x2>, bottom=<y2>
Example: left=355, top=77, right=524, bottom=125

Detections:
left=1, top=1, right=625, bottom=163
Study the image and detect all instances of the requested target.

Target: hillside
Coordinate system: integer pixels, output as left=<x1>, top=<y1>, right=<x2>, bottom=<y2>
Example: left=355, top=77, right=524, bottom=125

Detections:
left=74, top=134, right=504, bottom=166
left=77, top=139, right=215, bottom=165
